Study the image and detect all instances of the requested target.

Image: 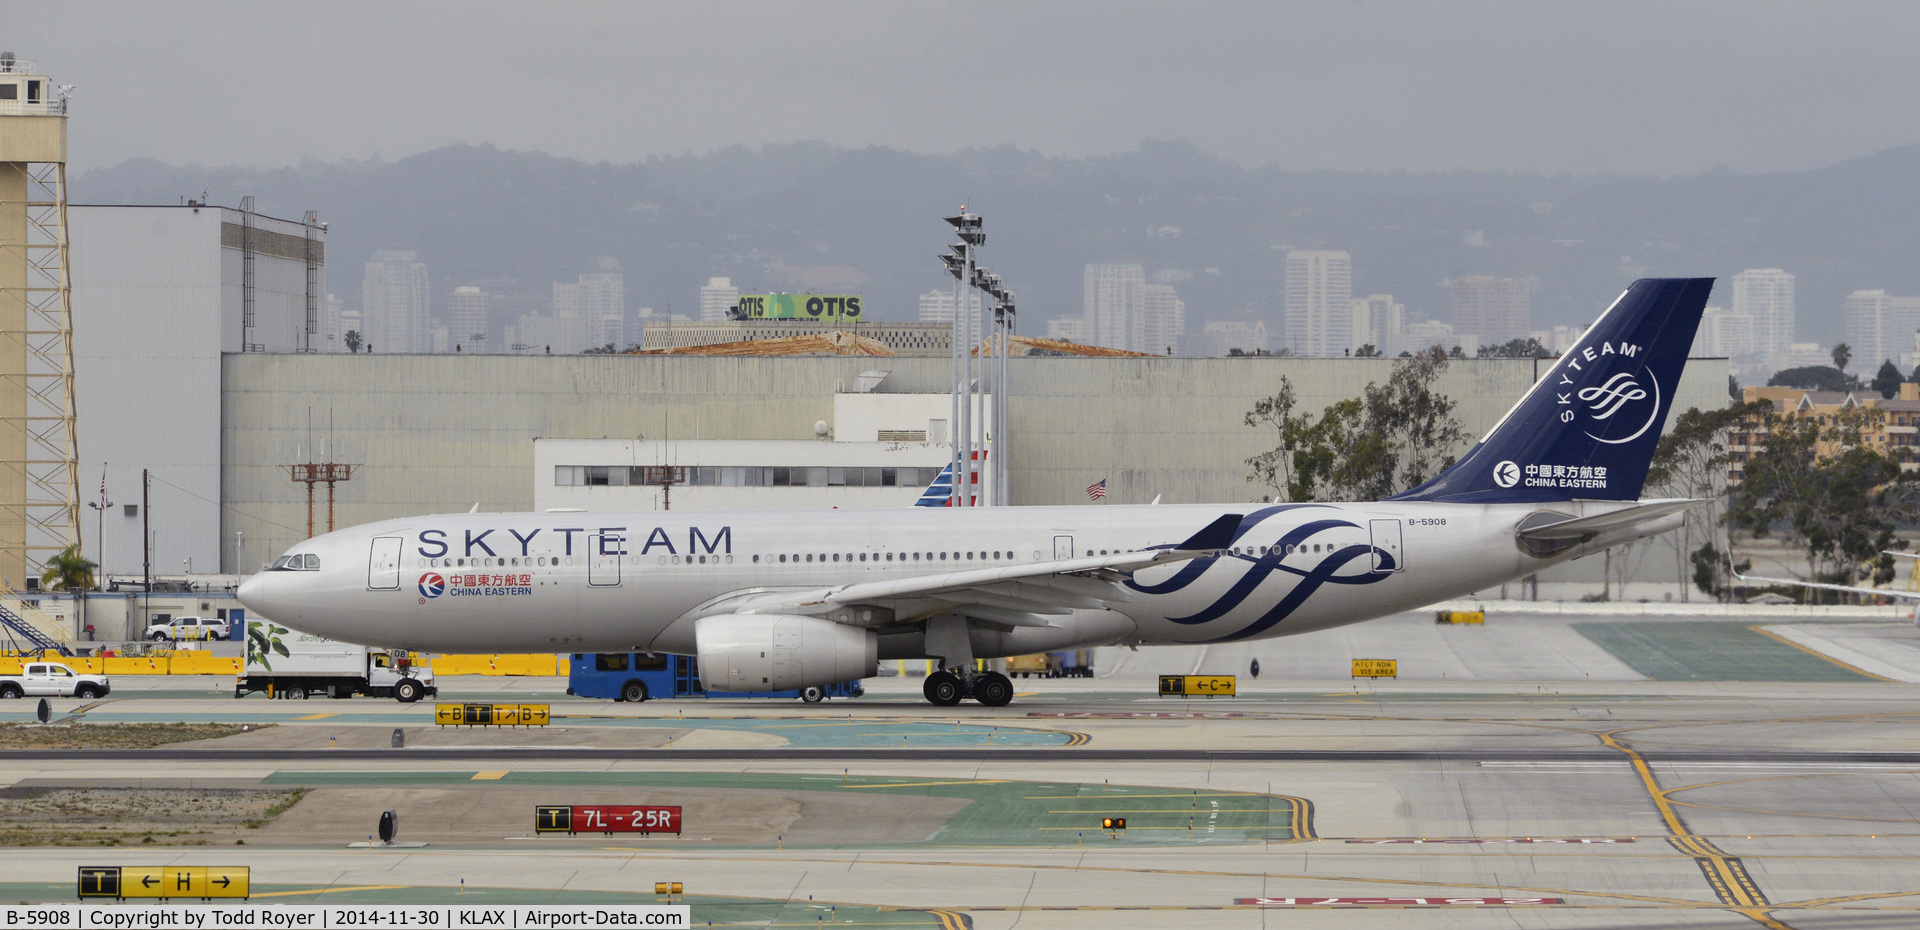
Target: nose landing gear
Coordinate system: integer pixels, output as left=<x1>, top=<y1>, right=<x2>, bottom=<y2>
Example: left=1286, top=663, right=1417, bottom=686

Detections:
left=922, top=668, right=1014, bottom=707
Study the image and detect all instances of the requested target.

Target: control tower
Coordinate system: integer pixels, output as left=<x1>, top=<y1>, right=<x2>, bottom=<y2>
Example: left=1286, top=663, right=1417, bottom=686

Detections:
left=0, top=53, right=78, bottom=588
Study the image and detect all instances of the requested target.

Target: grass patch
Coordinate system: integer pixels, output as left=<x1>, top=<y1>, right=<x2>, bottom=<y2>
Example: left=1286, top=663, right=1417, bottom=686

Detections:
left=0, top=787, right=306, bottom=846
left=0, top=722, right=267, bottom=749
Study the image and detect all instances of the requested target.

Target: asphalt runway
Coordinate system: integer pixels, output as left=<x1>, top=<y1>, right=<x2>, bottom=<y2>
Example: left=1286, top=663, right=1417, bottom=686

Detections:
left=3, top=612, right=1919, bottom=928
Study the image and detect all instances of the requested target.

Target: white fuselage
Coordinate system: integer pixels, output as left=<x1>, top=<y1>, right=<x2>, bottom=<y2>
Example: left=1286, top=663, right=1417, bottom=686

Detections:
left=238, top=499, right=1660, bottom=657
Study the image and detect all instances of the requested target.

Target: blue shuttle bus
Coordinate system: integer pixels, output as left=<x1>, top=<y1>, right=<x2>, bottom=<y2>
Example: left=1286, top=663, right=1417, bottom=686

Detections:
left=566, top=653, right=865, bottom=703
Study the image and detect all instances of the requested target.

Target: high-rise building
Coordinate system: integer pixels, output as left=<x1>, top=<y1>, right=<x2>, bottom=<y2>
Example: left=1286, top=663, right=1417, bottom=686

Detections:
left=1085, top=263, right=1147, bottom=352
left=1045, top=315, right=1091, bottom=343
left=1349, top=294, right=1403, bottom=352
left=1202, top=320, right=1268, bottom=356
left=1284, top=251, right=1352, bottom=356
left=919, top=288, right=985, bottom=347
left=1141, top=283, right=1187, bottom=356
left=323, top=293, right=346, bottom=352
left=446, top=285, right=491, bottom=354
left=700, top=277, right=740, bottom=322
left=578, top=272, right=625, bottom=350
left=1732, top=268, right=1795, bottom=358
left=540, top=280, right=590, bottom=354
left=1692, top=306, right=1757, bottom=359
left=1844, top=290, right=1920, bottom=374
left=1449, top=276, right=1530, bottom=346
left=362, top=251, right=430, bottom=353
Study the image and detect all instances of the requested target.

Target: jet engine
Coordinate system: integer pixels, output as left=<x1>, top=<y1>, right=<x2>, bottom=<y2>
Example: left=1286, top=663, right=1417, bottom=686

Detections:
left=694, top=614, right=878, bottom=692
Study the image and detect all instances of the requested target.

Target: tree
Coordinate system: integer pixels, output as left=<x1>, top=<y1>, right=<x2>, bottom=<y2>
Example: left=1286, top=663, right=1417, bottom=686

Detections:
left=1832, top=342, right=1852, bottom=372
left=1729, top=405, right=1914, bottom=601
left=1353, top=343, right=1382, bottom=358
left=1871, top=359, right=1904, bottom=399
left=1645, top=401, right=1770, bottom=601
left=39, top=544, right=97, bottom=642
left=1477, top=337, right=1556, bottom=359
left=1245, top=348, right=1467, bottom=501
left=1766, top=365, right=1853, bottom=392
left=344, top=330, right=362, bottom=353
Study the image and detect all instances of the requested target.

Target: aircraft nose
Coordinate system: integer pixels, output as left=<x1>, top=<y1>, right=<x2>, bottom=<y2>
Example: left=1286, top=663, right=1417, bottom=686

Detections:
left=236, top=572, right=277, bottom=615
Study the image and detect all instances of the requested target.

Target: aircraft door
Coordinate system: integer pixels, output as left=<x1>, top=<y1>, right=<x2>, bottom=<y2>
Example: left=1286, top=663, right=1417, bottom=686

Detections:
left=367, top=536, right=404, bottom=590
left=588, top=535, right=622, bottom=586
left=1053, top=536, right=1074, bottom=560
left=1368, top=519, right=1404, bottom=573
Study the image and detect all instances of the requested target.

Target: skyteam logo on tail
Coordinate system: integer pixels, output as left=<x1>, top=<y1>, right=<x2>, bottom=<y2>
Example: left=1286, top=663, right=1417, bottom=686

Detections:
left=1577, top=367, right=1662, bottom=445
left=1554, top=342, right=1663, bottom=445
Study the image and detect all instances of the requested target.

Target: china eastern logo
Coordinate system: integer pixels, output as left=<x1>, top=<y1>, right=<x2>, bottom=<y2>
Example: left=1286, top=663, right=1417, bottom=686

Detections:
left=418, top=573, right=445, bottom=599
left=1553, top=341, right=1661, bottom=445
left=1492, top=461, right=1521, bottom=488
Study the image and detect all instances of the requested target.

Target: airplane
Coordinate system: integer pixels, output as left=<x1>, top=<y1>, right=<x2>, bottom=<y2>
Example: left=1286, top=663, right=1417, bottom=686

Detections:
left=240, top=278, right=1715, bottom=707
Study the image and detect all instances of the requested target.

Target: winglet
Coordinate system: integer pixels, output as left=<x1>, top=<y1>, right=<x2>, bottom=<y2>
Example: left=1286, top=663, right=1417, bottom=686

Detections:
left=1174, top=513, right=1241, bottom=552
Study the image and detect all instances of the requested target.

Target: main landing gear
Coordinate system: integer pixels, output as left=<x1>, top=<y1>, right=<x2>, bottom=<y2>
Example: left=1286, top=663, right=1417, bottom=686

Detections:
left=924, top=669, right=1013, bottom=707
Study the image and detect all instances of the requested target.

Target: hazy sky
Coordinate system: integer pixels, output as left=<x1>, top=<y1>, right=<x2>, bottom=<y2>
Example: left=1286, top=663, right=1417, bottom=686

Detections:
left=14, top=1, right=1920, bottom=175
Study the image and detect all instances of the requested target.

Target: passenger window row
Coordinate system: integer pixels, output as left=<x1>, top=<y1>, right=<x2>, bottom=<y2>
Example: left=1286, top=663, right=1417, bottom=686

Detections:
left=554, top=465, right=944, bottom=488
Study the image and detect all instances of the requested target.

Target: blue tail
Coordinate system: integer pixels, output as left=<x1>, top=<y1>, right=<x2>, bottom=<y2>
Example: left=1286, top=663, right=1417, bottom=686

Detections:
left=1391, top=277, right=1714, bottom=504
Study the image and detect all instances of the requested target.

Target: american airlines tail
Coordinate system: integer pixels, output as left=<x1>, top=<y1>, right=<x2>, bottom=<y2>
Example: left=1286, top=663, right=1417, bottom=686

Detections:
left=1393, top=277, right=1713, bottom=504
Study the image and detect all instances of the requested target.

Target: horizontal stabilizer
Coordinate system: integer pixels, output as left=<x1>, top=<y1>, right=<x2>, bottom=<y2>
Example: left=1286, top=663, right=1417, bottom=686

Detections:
left=1516, top=499, right=1700, bottom=542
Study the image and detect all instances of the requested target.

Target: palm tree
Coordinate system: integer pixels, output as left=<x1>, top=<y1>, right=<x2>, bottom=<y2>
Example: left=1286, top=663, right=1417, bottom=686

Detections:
left=40, top=544, right=97, bottom=643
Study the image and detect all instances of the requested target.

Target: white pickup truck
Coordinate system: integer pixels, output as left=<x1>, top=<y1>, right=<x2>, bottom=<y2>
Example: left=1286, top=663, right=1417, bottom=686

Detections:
left=0, top=661, right=112, bottom=699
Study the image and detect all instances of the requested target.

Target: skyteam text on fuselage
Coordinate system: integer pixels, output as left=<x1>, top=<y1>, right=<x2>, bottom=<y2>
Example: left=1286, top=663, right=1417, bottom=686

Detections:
left=240, top=278, right=1716, bottom=707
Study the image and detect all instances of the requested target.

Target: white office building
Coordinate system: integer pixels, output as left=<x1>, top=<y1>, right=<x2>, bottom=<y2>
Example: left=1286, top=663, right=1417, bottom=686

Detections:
left=1732, top=268, right=1796, bottom=359
left=1085, top=263, right=1147, bottom=353
left=1140, top=283, right=1186, bottom=356
left=578, top=272, right=626, bottom=350
left=446, top=285, right=491, bottom=354
left=362, top=251, right=430, bottom=354
left=1202, top=320, right=1268, bottom=356
left=1349, top=294, right=1403, bottom=353
left=919, top=288, right=980, bottom=347
left=699, top=276, right=740, bottom=322
left=1844, top=290, right=1920, bottom=374
left=1284, top=251, right=1352, bottom=356
left=1692, top=306, right=1756, bottom=359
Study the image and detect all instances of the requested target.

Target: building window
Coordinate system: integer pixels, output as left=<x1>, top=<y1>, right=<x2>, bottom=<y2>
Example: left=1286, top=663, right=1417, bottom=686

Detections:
left=0, top=84, right=15, bottom=101
left=123, top=503, right=139, bottom=517
left=555, top=466, right=584, bottom=486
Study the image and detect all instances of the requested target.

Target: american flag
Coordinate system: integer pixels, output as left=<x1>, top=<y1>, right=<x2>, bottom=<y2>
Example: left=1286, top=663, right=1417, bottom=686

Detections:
left=98, top=467, right=109, bottom=509
left=1086, top=479, right=1107, bottom=501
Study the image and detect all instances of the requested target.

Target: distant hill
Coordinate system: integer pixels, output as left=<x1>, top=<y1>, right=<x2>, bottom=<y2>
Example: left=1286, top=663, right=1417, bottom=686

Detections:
left=71, top=140, right=1920, bottom=348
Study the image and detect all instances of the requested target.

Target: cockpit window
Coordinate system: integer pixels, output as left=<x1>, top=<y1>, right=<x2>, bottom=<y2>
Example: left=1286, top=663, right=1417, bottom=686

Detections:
left=272, top=554, right=321, bottom=571
left=302, top=554, right=320, bottom=570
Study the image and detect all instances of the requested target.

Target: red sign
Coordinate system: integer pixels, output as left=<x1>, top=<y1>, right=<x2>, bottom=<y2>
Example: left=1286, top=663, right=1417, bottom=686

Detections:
left=536, top=805, right=682, bottom=835
left=1237, top=897, right=1562, bottom=906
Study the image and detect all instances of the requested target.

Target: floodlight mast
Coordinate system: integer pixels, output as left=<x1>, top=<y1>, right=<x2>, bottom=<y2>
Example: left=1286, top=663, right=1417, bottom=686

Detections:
left=941, top=212, right=982, bottom=506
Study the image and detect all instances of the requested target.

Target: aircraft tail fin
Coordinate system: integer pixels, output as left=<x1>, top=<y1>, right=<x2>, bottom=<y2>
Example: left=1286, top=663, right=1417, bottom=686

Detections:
left=1391, top=277, right=1714, bottom=503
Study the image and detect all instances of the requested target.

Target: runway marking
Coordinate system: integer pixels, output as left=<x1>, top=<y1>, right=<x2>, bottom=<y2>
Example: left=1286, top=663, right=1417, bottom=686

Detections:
left=1600, top=729, right=1794, bottom=929
left=838, top=780, right=1009, bottom=789
left=926, top=910, right=971, bottom=930
left=471, top=771, right=508, bottom=780
left=1746, top=625, right=1897, bottom=682
left=248, top=886, right=410, bottom=898
left=293, top=713, right=338, bottom=721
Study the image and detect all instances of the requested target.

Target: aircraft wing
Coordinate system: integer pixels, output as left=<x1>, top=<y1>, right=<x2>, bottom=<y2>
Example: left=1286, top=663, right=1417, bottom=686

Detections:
left=1733, top=568, right=1920, bottom=601
left=698, top=513, right=1242, bottom=626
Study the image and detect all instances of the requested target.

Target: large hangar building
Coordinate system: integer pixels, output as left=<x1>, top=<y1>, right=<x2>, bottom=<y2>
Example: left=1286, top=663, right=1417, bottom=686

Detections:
left=217, top=353, right=1729, bottom=572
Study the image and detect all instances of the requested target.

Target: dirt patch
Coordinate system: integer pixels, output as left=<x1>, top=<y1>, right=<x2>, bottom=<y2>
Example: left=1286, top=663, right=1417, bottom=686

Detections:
left=0, top=787, right=304, bottom=846
left=0, top=723, right=264, bottom=749
left=179, top=725, right=689, bottom=750
left=251, top=785, right=966, bottom=847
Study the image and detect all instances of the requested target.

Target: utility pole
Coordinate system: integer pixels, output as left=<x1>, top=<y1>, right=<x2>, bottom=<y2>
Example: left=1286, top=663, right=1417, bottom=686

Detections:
left=141, top=468, right=150, bottom=629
